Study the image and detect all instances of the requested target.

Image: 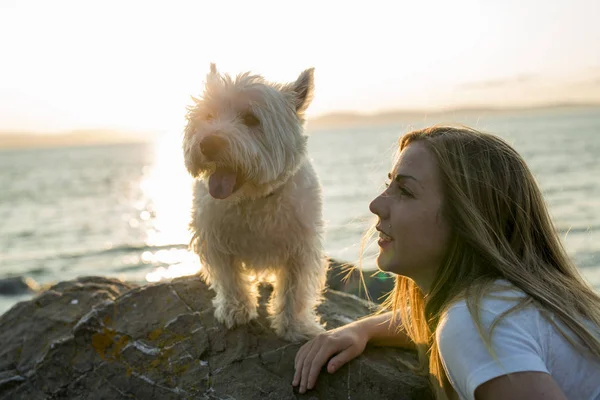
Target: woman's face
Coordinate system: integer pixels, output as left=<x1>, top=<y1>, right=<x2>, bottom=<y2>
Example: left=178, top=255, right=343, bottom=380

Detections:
left=369, top=141, right=451, bottom=291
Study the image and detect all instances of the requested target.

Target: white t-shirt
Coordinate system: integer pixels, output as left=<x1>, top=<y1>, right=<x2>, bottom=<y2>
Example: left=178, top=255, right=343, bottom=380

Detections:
left=436, top=282, right=600, bottom=400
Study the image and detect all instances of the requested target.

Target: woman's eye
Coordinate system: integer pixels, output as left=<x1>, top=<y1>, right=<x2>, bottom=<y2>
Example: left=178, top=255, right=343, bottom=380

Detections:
left=384, top=182, right=412, bottom=197
left=242, top=112, right=260, bottom=127
left=399, top=187, right=412, bottom=196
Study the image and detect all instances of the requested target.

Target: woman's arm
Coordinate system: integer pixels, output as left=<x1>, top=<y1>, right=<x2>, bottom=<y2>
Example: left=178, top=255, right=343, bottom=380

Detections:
left=292, top=311, right=413, bottom=394
left=359, top=311, right=415, bottom=348
left=475, top=372, right=567, bottom=400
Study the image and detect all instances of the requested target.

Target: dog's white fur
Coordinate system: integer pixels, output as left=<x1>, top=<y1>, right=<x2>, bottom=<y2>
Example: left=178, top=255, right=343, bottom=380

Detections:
left=183, top=64, right=328, bottom=341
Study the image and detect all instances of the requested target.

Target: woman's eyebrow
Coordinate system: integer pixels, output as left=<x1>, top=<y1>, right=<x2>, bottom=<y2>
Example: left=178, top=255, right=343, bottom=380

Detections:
left=396, top=173, right=418, bottom=182
left=388, top=172, right=419, bottom=182
left=389, top=172, right=424, bottom=189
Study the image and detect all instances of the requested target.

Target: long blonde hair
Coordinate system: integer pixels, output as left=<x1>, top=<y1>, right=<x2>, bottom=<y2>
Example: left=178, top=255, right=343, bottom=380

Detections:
left=378, top=125, right=600, bottom=398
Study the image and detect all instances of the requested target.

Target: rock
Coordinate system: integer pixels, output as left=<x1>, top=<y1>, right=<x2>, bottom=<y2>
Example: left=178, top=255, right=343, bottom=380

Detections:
left=327, top=259, right=395, bottom=304
left=0, top=277, right=40, bottom=296
left=0, top=275, right=433, bottom=400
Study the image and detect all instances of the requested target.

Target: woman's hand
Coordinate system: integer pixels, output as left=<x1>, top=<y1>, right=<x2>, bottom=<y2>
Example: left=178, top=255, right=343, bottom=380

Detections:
left=292, top=323, right=369, bottom=394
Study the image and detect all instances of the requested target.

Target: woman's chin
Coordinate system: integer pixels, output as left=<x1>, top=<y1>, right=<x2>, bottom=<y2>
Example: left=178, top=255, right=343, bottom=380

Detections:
left=376, top=253, right=398, bottom=273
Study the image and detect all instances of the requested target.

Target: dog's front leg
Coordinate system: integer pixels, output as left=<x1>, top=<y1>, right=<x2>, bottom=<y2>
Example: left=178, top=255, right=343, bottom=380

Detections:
left=201, top=251, right=258, bottom=329
left=269, top=250, right=328, bottom=341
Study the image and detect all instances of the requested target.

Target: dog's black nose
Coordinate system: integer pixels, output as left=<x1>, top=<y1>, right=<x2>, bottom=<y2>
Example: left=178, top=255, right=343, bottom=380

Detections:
left=200, top=135, right=226, bottom=158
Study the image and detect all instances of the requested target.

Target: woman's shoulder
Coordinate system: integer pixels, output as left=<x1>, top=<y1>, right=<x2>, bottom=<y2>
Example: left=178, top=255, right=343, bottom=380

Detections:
left=445, top=279, right=532, bottom=316
left=439, top=279, right=600, bottom=345
left=437, top=279, right=543, bottom=339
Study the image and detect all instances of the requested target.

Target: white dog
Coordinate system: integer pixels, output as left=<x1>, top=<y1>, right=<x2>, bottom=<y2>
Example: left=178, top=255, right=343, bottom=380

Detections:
left=183, top=64, right=328, bottom=341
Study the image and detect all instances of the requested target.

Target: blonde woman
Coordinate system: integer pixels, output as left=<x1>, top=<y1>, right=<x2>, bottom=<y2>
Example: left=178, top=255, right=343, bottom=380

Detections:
left=292, top=126, right=600, bottom=399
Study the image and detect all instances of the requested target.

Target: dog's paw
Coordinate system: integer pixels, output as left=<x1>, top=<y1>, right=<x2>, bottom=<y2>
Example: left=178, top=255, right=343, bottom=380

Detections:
left=213, top=301, right=258, bottom=329
left=271, top=316, right=325, bottom=342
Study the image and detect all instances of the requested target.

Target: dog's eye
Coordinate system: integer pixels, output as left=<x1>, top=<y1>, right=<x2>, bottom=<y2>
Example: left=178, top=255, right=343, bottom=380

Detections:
left=205, top=114, right=214, bottom=121
left=242, top=112, right=260, bottom=127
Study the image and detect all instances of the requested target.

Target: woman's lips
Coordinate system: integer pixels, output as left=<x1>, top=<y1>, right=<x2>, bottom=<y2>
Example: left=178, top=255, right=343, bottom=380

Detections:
left=377, top=231, right=394, bottom=248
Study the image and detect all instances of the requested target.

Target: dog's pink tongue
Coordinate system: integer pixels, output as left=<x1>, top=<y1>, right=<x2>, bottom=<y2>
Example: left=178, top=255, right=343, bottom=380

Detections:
left=208, top=167, right=237, bottom=199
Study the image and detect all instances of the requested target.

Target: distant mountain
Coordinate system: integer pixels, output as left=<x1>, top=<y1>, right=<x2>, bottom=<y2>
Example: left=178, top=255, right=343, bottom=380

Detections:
left=0, top=129, right=158, bottom=150
left=306, top=102, right=600, bottom=131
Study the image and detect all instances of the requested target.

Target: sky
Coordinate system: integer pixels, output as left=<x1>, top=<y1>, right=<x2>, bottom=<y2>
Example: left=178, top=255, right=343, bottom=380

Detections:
left=0, top=0, right=599, bottom=133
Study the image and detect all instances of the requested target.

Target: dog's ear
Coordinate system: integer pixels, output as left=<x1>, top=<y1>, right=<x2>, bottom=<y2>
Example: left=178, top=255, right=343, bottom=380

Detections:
left=207, top=63, right=220, bottom=85
left=290, top=68, right=315, bottom=114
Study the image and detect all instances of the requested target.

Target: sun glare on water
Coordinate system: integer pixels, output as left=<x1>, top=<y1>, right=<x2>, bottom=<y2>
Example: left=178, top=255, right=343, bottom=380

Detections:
left=138, top=133, right=203, bottom=282
left=144, top=250, right=201, bottom=283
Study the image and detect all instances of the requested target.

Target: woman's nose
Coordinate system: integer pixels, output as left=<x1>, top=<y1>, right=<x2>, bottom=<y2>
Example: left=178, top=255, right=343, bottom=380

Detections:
left=369, top=193, right=386, bottom=218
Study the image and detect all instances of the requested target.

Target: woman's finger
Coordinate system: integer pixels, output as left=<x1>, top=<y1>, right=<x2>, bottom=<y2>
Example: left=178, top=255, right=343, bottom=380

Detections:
left=306, top=343, right=341, bottom=390
left=326, top=345, right=360, bottom=374
left=293, top=340, right=315, bottom=387
left=299, top=339, right=329, bottom=393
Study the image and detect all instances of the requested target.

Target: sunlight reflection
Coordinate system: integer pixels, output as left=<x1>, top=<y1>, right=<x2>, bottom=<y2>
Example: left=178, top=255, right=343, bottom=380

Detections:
left=145, top=250, right=201, bottom=283
left=139, top=134, right=193, bottom=247
left=138, top=133, right=203, bottom=282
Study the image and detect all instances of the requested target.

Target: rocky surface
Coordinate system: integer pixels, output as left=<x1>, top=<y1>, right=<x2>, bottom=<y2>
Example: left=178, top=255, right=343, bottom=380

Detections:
left=0, top=274, right=432, bottom=399
left=0, top=276, right=40, bottom=296
left=326, top=259, right=395, bottom=304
